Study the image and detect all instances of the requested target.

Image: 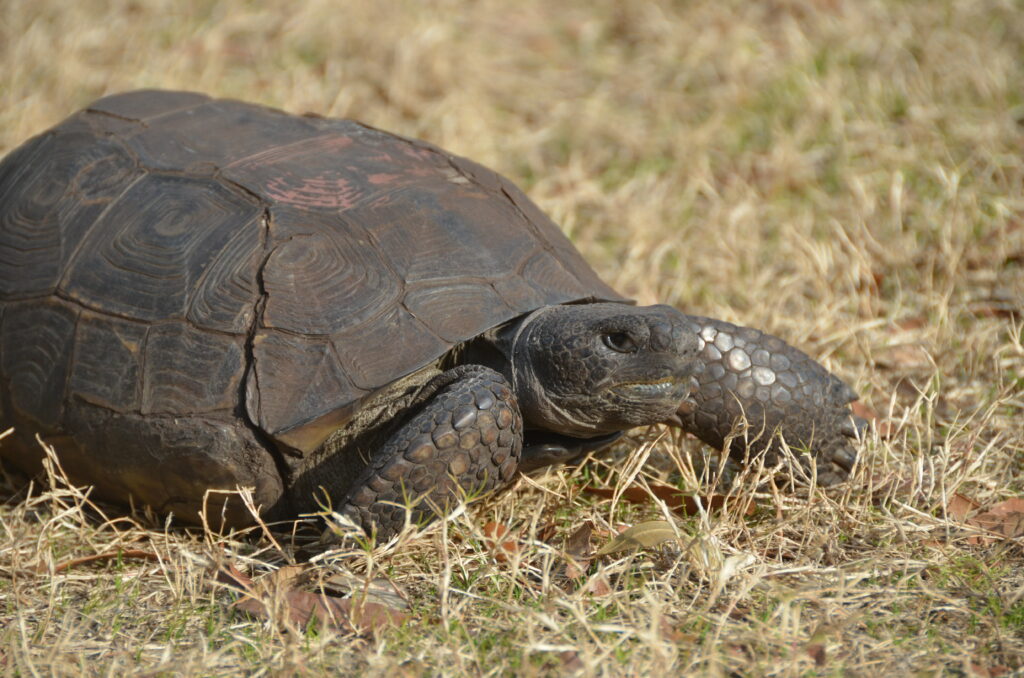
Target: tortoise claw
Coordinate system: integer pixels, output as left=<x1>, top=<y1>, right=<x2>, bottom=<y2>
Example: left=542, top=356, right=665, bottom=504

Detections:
left=827, top=376, right=860, bottom=403
left=828, top=442, right=857, bottom=473
left=840, top=416, right=868, bottom=440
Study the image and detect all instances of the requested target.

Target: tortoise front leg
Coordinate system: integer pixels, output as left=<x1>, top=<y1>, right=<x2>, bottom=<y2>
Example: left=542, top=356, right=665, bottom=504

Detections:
left=674, top=316, right=865, bottom=485
left=341, top=365, right=522, bottom=539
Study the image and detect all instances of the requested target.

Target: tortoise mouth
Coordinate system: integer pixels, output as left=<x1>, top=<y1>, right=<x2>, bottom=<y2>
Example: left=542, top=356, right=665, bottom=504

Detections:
left=611, top=377, right=693, bottom=402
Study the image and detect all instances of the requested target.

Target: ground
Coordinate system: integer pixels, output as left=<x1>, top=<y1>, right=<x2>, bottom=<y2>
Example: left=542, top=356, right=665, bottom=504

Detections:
left=1, top=0, right=1022, bottom=675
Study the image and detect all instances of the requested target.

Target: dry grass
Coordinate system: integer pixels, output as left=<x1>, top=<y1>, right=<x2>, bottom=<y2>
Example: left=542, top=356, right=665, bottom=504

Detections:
left=2, top=0, right=1023, bottom=674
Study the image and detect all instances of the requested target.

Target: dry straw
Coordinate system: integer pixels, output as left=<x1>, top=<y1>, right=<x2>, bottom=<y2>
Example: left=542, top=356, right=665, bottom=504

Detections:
left=1, top=0, right=1022, bottom=674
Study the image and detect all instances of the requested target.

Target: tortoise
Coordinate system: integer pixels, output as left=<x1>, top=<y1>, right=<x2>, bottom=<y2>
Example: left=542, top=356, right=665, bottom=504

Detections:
left=0, top=90, right=862, bottom=537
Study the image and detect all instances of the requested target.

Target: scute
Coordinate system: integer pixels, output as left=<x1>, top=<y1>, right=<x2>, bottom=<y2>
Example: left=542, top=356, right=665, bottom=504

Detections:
left=362, top=184, right=536, bottom=283
left=88, top=89, right=210, bottom=121
left=0, top=300, right=77, bottom=428
left=403, top=282, right=513, bottom=343
left=69, top=312, right=147, bottom=413
left=260, top=206, right=401, bottom=335
left=142, top=323, right=246, bottom=415
left=59, top=173, right=262, bottom=324
left=333, top=305, right=448, bottom=391
left=185, top=219, right=263, bottom=333
left=247, top=330, right=364, bottom=451
left=121, top=99, right=323, bottom=171
left=0, top=130, right=139, bottom=299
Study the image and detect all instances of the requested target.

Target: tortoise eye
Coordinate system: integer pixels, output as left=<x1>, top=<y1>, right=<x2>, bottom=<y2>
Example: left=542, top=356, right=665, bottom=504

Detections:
left=603, top=332, right=638, bottom=353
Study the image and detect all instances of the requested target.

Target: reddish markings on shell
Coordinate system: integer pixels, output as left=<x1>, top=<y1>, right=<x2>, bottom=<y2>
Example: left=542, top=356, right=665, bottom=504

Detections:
left=222, top=132, right=448, bottom=214
left=255, top=136, right=361, bottom=208
left=264, top=174, right=363, bottom=209
left=400, top=144, right=434, bottom=161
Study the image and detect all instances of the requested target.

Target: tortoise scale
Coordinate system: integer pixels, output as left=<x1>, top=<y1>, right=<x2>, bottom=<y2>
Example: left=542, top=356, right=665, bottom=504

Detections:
left=0, top=91, right=862, bottom=537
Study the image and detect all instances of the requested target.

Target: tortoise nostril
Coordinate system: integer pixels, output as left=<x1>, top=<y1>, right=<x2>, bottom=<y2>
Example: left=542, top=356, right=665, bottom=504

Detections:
left=649, top=321, right=673, bottom=352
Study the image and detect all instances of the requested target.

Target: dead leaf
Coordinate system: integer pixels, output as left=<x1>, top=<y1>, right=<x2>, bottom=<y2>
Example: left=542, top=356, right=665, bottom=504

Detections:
left=536, top=521, right=558, bottom=543
left=969, top=302, right=1020, bottom=320
left=946, top=492, right=983, bottom=522
left=806, top=643, right=826, bottom=667
left=216, top=562, right=254, bottom=590
left=850, top=401, right=895, bottom=439
left=564, top=522, right=593, bottom=559
left=267, top=563, right=308, bottom=589
left=659, top=618, right=697, bottom=644
left=583, top=484, right=754, bottom=517
left=559, top=650, right=585, bottom=672
left=235, top=589, right=406, bottom=633
left=585, top=573, right=613, bottom=596
left=969, top=290, right=1021, bottom=320
left=564, top=559, right=587, bottom=581
left=46, top=549, right=160, bottom=574
left=594, top=520, right=679, bottom=556
left=320, top=572, right=410, bottom=611
left=217, top=563, right=408, bottom=635
left=968, top=498, right=1024, bottom=540
left=896, top=315, right=928, bottom=330
left=969, top=662, right=1011, bottom=677
left=482, top=521, right=520, bottom=562
left=563, top=522, right=594, bottom=581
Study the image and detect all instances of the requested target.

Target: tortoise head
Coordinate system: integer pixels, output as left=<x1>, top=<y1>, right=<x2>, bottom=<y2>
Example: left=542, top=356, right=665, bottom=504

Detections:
left=505, top=303, right=700, bottom=437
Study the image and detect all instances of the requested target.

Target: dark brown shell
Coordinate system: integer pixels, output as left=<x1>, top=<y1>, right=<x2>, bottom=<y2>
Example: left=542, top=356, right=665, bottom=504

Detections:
left=0, top=90, right=622, bottom=455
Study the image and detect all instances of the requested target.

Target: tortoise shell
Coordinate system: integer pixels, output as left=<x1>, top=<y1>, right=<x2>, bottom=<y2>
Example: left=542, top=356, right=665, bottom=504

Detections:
left=0, top=90, right=622, bottom=461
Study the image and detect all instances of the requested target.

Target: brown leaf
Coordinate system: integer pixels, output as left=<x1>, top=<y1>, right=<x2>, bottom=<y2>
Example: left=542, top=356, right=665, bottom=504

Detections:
left=236, top=589, right=406, bottom=633
left=266, top=563, right=309, bottom=589
left=970, top=302, right=1020, bottom=320
left=586, top=573, right=613, bottom=596
left=536, top=521, right=558, bottom=543
left=969, top=662, right=1011, bottom=677
left=482, top=521, right=520, bottom=562
left=806, top=643, right=826, bottom=667
left=946, top=493, right=983, bottom=522
left=968, top=498, right=1024, bottom=540
left=559, top=650, right=585, bottom=672
left=969, top=289, right=1021, bottom=320
left=216, top=562, right=254, bottom=590
left=219, top=563, right=408, bottom=634
left=564, top=559, right=588, bottom=581
left=564, top=522, right=593, bottom=560
left=46, top=549, right=161, bottom=574
left=895, top=315, right=928, bottom=330
left=562, top=522, right=594, bottom=581
left=659, top=618, right=697, bottom=644
left=320, top=572, right=410, bottom=611
left=850, top=401, right=895, bottom=439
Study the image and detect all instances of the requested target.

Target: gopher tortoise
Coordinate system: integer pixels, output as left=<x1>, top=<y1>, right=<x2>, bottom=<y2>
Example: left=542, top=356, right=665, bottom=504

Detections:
left=0, top=91, right=862, bottom=537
